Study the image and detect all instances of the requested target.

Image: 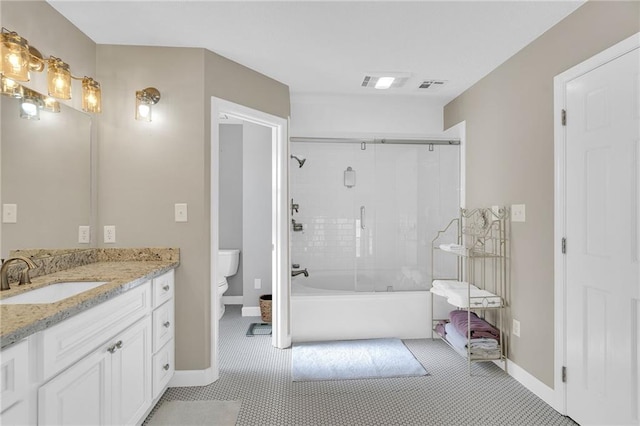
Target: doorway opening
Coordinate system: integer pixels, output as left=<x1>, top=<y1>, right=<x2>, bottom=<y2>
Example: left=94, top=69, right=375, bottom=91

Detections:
left=210, top=98, right=290, bottom=382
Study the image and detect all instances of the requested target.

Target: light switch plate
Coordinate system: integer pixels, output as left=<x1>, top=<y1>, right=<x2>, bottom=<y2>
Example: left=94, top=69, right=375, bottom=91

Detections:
left=2, top=204, right=17, bottom=223
left=511, top=204, right=526, bottom=222
left=175, top=203, right=188, bottom=222
left=254, top=278, right=261, bottom=289
left=104, top=225, right=116, bottom=243
left=78, top=226, right=91, bottom=244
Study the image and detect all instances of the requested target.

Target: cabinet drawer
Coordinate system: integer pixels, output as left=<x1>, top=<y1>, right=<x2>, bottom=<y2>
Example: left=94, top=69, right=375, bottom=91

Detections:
left=152, top=301, right=174, bottom=353
left=0, top=339, right=28, bottom=413
left=38, top=282, right=151, bottom=381
left=152, top=339, right=174, bottom=399
left=152, top=270, right=174, bottom=309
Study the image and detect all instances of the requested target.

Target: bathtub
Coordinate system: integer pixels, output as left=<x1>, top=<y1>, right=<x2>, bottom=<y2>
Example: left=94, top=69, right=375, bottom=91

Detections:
left=291, top=271, right=432, bottom=342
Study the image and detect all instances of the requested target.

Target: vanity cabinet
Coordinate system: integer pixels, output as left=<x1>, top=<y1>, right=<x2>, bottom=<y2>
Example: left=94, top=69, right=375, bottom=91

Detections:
left=38, top=316, right=152, bottom=426
left=151, top=269, right=175, bottom=400
left=0, top=339, right=31, bottom=425
left=0, top=268, right=176, bottom=426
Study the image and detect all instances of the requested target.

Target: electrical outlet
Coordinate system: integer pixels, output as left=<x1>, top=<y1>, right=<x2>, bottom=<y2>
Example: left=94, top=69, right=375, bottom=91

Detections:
left=254, top=278, right=261, bottom=289
left=104, top=225, right=116, bottom=243
left=511, top=204, right=526, bottom=222
left=512, top=319, right=521, bottom=337
left=78, top=226, right=91, bottom=244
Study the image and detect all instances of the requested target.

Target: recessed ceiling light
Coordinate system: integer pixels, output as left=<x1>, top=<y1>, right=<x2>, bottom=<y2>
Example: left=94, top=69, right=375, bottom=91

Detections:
left=361, top=72, right=411, bottom=90
left=374, top=77, right=395, bottom=90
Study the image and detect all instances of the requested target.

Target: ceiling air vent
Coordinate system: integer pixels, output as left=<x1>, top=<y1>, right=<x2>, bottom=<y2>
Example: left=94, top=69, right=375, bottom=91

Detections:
left=418, top=80, right=446, bottom=90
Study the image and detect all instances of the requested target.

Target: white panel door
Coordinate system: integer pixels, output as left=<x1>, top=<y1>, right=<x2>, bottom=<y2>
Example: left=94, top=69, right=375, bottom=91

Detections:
left=565, top=46, right=639, bottom=425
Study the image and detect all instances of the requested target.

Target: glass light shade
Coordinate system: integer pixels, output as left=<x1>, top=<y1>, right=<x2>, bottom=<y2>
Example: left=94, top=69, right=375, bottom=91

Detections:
left=136, top=101, right=151, bottom=121
left=135, top=92, right=152, bottom=122
left=20, top=96, right=41, bottom=120
left=42, top=96, right=61, bottom=113
left=0, top=76, right=23, bottom=98
left=82, top=77, right=101, bottom=113
left=47, top=57, right=71, bottom=99
left=135, top=87, right=160, bottom=122
left=0, top=31, right=30, bottom=82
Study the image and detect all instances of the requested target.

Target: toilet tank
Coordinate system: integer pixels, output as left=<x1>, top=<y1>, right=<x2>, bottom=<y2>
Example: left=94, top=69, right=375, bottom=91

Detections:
left=218, top=249, right=240, bottom=277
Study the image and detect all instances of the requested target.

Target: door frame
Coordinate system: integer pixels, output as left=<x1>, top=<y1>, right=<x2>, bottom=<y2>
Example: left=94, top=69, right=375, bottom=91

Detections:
left=553, top=32, right=640, bottom=415
left=211, top=98, right=291, bottom=380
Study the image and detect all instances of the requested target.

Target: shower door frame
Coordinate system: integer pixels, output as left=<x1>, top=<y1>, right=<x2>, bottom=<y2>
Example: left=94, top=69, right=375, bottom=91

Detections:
left=211, top=98, right=290, bottom=382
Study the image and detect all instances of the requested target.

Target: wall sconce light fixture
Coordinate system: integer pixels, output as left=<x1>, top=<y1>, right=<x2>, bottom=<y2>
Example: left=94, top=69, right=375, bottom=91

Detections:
left=20, top=88, right=43, bottom=120
left=0, top=29, right=30, bottom=82
left=135, top=87, right=160, bottom=121
left=82, top=77, right=101, bottom=113
left=47, top=57, right=71, bottom=100
left=0, top=27, right=102, bottom=113
left=42, top=96, right=61, bottom=113
left=1, top=75, right=23, bottom=98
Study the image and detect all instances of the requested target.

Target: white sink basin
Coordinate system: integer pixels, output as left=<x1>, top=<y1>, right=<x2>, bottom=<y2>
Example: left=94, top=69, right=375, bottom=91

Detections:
left=0, top=281, right=108, bottom=305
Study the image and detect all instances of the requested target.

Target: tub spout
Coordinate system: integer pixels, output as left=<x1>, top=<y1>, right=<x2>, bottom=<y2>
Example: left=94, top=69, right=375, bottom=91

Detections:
left=291, top=268, right=309, bottom=278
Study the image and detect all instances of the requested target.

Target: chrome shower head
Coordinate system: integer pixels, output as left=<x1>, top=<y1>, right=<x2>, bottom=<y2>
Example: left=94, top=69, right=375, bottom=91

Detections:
left=290, top=154, right=306, bottom=168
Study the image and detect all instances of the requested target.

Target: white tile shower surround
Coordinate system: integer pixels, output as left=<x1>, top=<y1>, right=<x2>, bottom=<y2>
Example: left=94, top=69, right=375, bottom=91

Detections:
left=145, top=306, right=577, bottom=426
left=290, top=142, right=460, bottom=293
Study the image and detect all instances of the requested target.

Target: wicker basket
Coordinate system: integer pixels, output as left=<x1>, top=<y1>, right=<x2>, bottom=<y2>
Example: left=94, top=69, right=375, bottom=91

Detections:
left=259, top=294, right=272, bottom=323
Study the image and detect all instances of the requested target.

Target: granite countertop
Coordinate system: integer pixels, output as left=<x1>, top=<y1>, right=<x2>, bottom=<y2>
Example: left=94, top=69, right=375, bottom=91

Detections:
left=0, top=260, right=179, bottom=349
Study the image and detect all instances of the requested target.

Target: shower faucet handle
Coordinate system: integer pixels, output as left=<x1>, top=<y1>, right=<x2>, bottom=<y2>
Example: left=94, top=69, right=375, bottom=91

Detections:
left=291, top=199, right=299, bottom=214
left=292, top=264, right=300, bottom=269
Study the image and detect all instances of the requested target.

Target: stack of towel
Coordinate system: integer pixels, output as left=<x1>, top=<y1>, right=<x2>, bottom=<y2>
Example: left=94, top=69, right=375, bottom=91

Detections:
left=435, top=310, right=501, bottom=359
left=430, top=280, right=502, bottom=308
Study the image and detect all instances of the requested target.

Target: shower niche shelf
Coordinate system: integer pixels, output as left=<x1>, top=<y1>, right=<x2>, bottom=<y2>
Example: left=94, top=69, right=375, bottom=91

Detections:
left=430, top=207, right=509, bottom=373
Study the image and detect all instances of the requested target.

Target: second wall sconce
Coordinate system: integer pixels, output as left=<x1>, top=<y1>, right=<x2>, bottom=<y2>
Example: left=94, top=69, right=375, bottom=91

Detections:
left=135, top=87, right=160, bottom=121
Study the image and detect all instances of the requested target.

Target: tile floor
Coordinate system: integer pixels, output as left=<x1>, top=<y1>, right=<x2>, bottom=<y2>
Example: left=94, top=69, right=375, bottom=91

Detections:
left=145, top=305, right=577, bottom=426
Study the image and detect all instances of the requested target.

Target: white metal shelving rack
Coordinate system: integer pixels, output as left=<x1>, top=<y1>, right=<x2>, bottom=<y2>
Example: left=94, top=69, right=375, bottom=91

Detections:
left=431, top=207, right=509, bottom=373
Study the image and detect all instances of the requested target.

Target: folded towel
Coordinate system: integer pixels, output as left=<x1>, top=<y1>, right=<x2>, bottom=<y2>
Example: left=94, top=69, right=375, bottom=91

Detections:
left=444, top=322, right=467, bottom=350
left=431, top=280, right=476, bottom=291
left=439, top=243, right=466, bottom=254
left=449, top=310, right=500, bottom=340
left=445, top=288, right=502, bottom=309
left=434, top=321, right=447, bottom=338
left=444, top=323, right=500, bottom=358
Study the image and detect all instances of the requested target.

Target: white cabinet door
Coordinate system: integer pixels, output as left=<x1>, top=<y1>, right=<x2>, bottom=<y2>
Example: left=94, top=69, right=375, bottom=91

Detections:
left=39, top=316, right=152, bottom=426
left=38, top=347, right=112, bottom=426
left=111, top=316, right=152, bottom=426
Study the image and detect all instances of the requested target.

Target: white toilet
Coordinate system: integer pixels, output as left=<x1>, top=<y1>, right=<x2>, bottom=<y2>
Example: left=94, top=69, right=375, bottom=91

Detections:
left=217, top=249, right=240, bottom=319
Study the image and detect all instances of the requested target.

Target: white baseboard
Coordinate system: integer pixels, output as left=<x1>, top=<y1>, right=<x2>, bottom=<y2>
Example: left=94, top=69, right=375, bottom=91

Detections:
left=169, top=367, right=217, bottom=387
left=242, top=306, right=261, bottom=317
left=222, top=295, right=242, bottom=305
left=494, top=359, right=556, bottom=410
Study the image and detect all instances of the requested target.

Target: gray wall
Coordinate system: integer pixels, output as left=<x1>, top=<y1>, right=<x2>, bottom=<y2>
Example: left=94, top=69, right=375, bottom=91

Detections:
left=444, top=0, right=640, bottom=387
left=242, top=122, right=273, bottom=307
left=96, top=45, right=289, bottom=370
left=96, top=45, right=289, bottom=371
left=219, top=124, right=244, bottom=297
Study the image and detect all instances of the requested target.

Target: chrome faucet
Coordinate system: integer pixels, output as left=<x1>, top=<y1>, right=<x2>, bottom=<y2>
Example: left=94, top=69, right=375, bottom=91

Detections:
left=1, top=257, right=37, bottom=291
left=291, top=264, right=309, bottom=277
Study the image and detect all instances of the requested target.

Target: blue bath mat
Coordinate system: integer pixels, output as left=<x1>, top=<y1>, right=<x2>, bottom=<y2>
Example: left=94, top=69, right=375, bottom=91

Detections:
left=291, top=338, right=427, bottom=381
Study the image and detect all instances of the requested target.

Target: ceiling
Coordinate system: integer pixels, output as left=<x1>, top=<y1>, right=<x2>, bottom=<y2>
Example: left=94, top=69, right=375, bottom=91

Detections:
left=48, top=0, right=584, bottom=104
